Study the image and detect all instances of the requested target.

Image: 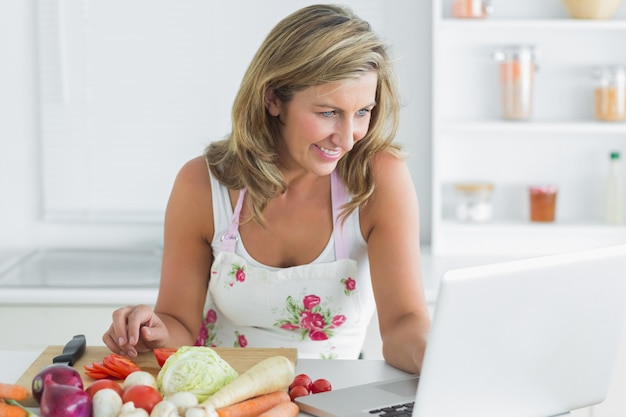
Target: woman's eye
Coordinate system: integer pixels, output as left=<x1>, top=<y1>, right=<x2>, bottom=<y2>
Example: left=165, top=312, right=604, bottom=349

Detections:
left=321, top=111, right=336, bottom=118
left=357, top=108, right=371, bottom=117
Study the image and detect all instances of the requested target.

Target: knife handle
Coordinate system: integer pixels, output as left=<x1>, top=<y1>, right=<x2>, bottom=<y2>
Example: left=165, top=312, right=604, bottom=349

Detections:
left=53, top=334, right=87, bottom=366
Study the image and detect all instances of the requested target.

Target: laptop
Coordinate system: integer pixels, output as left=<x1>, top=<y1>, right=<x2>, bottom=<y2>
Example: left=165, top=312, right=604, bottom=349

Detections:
left=296, top=244, right=626, bottom=417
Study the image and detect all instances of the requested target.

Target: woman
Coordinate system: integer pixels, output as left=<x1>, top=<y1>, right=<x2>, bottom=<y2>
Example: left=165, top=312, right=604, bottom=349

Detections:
left=103, top=4, right=430, bottom=374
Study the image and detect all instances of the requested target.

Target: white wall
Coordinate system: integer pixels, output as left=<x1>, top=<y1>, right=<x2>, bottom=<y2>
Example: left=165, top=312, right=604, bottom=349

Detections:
left=0, top=1, right=432, bottom=249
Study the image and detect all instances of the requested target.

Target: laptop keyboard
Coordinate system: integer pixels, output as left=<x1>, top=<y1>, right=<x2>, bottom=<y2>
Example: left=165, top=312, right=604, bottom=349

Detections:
left=369, top=401, right=414, bottom=416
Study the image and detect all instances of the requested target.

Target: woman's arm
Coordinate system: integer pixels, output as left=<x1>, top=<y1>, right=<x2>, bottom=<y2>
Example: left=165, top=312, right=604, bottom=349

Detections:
left=360, top=152, right=431, bottom=373
left=103, top=156, right=214, bottom=355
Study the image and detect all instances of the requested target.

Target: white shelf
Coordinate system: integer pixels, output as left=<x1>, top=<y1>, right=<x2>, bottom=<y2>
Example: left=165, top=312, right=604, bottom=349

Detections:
left=440, top=18, right=626, bottom=31
left=439, top=121, right=626, bottom=135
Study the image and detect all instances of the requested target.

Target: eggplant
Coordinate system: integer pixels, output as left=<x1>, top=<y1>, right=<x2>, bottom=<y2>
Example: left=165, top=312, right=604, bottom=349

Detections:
left=40, top=374, right=91, bottom=417
left=32, top=364, right=84, bottom=405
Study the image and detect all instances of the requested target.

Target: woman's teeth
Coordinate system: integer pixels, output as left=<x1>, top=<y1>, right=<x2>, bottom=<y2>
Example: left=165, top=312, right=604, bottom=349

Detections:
left=318, top=145, right=340, bottom=156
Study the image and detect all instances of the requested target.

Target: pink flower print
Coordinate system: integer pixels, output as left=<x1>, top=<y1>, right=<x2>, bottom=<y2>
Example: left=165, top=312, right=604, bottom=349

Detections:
left=205, top=309, right=217, bottom=324
left=227, top=263, right=246, bottom=287
left=331, top=315, right=346, bottom=328
left=274, top=295, right=345, bottom=341
left=340, top=277, right=357, bottom=296
left=309, top=329, right=329, bottom=341
left=300, top=311, right=326, bottom=331
left=234, top=331, right=247, bottom=348
left=303, top=295, right=321, bottom=310
left=194, top=325, right=208, bottom=346
left=235, top=268, right=246, bottom=282
left=195, top=308, right=220, bottom=347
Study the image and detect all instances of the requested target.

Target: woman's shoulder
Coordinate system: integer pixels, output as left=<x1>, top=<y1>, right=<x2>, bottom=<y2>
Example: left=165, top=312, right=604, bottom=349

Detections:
left=370, top=150, right=410, bottom=188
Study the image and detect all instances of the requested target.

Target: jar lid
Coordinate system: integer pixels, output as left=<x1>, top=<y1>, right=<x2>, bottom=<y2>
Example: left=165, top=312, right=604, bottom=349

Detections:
left=593, top=65, right=626, bottom=82
left=529, top=185, right=558, bottom=194
left=493, top=44, right=537, bottom=62
left=454, top=182, right=494, bottom=192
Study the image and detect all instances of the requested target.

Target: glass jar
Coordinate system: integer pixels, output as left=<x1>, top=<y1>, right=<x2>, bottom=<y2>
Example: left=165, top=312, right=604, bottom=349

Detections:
left=593, top=65, right=626, bottom=121
left=529, top=185, right=558, bottom=222
left=493, top=45, right=538, bottom=121
left=452, top=0, right=493, bottom=19
left=453, top=182, right=494, bottom=222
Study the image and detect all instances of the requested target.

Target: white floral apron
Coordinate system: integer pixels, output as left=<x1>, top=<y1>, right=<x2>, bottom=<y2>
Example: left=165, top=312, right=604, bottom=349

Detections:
left=195, top=171, right=375, bottom=359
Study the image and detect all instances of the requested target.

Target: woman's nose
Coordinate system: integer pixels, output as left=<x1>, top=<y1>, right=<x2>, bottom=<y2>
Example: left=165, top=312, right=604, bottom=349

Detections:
left=333, top=120, right=355, bottom=151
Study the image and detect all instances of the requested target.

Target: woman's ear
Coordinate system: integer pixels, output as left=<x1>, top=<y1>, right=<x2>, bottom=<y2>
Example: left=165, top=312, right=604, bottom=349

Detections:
left=264, top=88, right=281, bottom=117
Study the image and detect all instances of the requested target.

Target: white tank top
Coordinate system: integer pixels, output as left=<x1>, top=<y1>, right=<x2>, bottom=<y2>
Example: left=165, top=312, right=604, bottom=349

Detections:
left=195, top=169, right=374, bottom=359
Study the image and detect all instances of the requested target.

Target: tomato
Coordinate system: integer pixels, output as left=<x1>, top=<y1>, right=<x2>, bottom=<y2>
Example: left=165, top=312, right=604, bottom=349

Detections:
left=289, top=385, right=310, bottom=401
left=153, top=348, right=177, bottom=368
left=290, top=373, right=313, bottom=391
left=311, top=378, right=332, bottom=394
left=85, top=379, right=124, bottom=398
left=122, top=385, right=163, bottom=413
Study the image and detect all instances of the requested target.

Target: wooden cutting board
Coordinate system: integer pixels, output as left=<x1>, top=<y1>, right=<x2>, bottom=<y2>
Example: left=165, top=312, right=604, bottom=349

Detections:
left=16, top=345, right=297, bottom=407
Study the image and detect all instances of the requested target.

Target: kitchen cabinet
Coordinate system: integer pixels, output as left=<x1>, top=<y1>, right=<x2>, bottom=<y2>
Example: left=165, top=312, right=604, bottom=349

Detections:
left=431, top=0, right=626, bottom=256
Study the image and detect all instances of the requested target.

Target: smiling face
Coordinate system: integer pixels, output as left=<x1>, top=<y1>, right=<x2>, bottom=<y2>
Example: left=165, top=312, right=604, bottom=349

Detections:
left=265, top=71, right=378, bottom=178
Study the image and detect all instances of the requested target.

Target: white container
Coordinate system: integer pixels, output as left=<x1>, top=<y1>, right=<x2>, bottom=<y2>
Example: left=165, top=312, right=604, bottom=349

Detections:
left=593, top=65, right=626, bottom=121
left=453, top=182, right=494, bottom=222
left=493, top=45, right=539, bottom=121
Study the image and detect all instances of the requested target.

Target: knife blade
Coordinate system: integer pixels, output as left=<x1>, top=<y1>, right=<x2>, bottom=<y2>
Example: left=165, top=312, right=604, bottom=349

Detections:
left=52, top=334, right=87, bottom=366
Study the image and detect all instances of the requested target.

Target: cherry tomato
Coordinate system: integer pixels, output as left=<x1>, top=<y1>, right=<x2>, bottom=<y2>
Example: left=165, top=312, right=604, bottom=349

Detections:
left=289, top=373, right=313, bottom=391
left=153, top=348, right=177, bottom=368
left=85, top=379, right=124, bottom=398
left=311, top=378, right=332, bottom=394
left=122, top=385, right=163, bottom=413
left=289, top=385, right=310, bottom=401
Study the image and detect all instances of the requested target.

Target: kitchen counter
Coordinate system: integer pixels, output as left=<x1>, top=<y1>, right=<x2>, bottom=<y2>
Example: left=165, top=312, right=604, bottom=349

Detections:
left=0, top=248, right=161, bottom=305
left=1, top=349, right=411, bottom=417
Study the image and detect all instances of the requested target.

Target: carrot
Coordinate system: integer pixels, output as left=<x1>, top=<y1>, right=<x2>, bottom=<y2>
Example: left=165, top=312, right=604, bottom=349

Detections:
left=256, top=400, right=299, bottom=417
left=200, top=355, right=295, bottom=411
left=0, top=384, right=29, bottom=401
left=216, top=391, right=290, bottom=417
left=0, top=400, right=28, bottom=417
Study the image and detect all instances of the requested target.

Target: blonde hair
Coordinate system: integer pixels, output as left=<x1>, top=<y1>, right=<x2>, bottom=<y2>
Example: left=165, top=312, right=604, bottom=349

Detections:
left=206, top=4, right=402, bottom=223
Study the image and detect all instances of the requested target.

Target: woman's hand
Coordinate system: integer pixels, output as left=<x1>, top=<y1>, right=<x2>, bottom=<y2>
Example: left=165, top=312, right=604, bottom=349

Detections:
left=102, top=304, right=169, bottom=358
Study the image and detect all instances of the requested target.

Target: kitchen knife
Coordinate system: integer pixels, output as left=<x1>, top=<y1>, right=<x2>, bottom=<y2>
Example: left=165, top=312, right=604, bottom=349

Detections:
left=52, top=334, right=86, bottom=366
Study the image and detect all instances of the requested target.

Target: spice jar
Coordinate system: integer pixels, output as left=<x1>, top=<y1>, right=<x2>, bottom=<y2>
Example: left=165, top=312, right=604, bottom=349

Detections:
left=493, top=45, right=538, bottom=120
left=453, top=182, right=494, bottom=222
left=529, top=185, right=558, bottom=222
left=452, top=0, right=493, bottom=18
left=593, top=65, right=626, bottom=121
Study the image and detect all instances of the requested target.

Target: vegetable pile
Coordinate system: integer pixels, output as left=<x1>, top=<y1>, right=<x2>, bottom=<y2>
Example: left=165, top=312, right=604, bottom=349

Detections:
left=4, top=346, right=335, bottom=417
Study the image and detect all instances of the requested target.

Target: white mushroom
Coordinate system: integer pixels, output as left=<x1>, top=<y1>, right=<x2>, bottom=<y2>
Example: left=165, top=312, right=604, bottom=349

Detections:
left=166, top=392, right=198, bottom=416
left=150, top=400, right=180, bottom=417
left=92, top=388, right=123, bottom=417
left=122, top=371, right=158, bottom=390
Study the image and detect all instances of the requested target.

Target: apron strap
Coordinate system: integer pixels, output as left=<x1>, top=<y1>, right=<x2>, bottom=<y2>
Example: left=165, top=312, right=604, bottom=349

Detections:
left=220, top=188, right=246, bottom=253
left=331, top=170, right=349, bottom=260
left=221, top=172, right=350, bottom=260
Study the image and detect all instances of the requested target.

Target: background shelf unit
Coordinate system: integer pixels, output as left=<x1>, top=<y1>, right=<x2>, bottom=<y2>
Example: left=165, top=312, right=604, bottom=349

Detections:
left=431, top=0, right=626, bottom=256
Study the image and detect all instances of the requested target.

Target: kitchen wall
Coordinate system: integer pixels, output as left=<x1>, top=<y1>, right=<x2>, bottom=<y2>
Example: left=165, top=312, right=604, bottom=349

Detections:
left=0, top=1, right=432, bottom=249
